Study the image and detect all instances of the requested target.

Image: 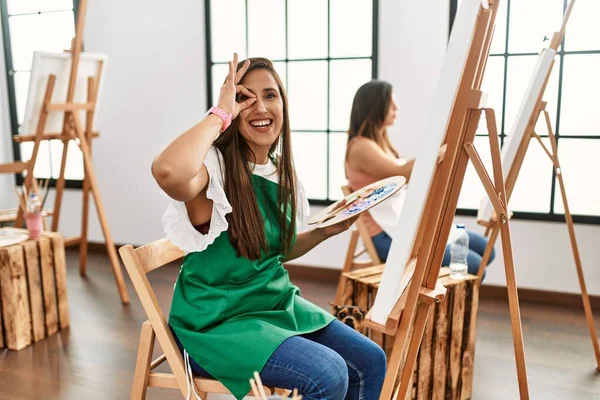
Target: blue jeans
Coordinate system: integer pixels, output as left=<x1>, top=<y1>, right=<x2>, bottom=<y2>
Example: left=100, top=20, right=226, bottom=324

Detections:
left=371, top=229, right=495, bottom=279
left=171, top=319, right=386, bottom=400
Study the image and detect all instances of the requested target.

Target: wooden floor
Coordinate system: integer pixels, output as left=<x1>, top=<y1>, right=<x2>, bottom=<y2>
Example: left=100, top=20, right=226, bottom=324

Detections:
left=0, top=250, right=599, bottom=399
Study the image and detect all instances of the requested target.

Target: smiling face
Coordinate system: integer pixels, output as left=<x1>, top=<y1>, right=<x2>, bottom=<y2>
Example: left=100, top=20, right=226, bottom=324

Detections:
left=237, top=68, right=284, bottom=160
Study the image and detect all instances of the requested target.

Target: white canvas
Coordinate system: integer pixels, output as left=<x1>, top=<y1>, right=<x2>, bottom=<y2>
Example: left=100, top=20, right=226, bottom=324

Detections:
left=371, top=0, right=485, bottom=325
left=19, top=51, right=108, bottom=135
left=477, top=48, right=556, bottom=223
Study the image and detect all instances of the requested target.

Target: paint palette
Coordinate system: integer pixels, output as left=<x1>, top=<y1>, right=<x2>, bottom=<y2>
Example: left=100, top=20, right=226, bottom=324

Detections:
left=308, top=176, right=406, bottom=229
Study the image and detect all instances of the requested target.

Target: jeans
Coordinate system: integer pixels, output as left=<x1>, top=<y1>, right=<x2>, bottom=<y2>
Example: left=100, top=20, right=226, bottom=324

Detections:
left=371, top=229, right=496, bottom=279
left=171, top=319, right=386, bottom=400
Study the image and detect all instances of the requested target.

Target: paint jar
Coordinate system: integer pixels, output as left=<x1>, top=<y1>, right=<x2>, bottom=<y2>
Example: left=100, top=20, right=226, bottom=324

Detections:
left=25, top=212, right=42, bottom=239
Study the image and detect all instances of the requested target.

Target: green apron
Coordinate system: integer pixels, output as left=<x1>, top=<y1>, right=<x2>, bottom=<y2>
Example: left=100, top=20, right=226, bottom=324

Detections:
left=169, top=173, right=334, bottom=399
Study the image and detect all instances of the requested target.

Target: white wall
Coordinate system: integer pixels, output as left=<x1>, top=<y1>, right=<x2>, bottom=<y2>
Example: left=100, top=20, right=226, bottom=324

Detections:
left=0, top=16, right=16, bottom=210
left=1, top=0, right=599, bottom=299
left=25, top=0, right=208, bottom=244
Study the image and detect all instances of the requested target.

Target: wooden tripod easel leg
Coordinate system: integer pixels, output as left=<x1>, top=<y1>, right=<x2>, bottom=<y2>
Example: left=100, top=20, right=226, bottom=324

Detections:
left=69, top=112, right=130, bottom=304
left=80, top=76, right=97, bottom=277
left=466, top=109, right=530, bottom=398
left=394, top=302, right=431, bottom=399
left=542, top=110, right=600, bottom=369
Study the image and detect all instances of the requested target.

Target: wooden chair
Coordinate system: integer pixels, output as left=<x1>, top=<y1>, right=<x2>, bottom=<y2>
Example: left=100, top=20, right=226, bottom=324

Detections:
left=119, top=238, right=288, bottom=399
left=333, top=185, right=382, bottom=306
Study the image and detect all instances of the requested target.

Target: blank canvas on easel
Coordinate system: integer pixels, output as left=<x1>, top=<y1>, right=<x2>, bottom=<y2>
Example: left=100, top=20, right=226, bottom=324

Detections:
left=478, top=48, right=555, bottom=222
left=20, top=51, right=107, bottom=135
left=371, top=0, right=485, bottom=325
left=18, top=51, right=107, bottom=180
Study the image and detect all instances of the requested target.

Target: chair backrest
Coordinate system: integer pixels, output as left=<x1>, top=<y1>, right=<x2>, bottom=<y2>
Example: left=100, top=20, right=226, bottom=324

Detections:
left=118, top=238, right=188, bottom=393
left=341, top=185, right=382, bottom=266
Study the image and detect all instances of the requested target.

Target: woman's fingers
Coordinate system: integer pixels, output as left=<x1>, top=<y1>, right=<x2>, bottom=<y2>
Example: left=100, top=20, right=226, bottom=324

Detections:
left=236, top=85, right=255, bottom=98
left=235, top=59, right=251, bottom=84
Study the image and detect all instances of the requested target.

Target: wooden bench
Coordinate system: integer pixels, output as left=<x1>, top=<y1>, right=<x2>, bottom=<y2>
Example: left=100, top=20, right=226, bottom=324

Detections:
left=0, top=228, right=69, bottom=350
left=342, top=265, right=479, bottom=400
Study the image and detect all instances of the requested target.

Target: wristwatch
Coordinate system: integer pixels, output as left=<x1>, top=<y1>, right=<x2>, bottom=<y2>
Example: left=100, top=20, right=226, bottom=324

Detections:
left=207, top=106, right=232, bottom=132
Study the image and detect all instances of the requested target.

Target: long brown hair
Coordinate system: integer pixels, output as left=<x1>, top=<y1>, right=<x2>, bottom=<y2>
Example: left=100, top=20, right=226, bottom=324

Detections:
left=347, top=80, right=399, bottom=158
left=213, top=58, right=296, bottom=261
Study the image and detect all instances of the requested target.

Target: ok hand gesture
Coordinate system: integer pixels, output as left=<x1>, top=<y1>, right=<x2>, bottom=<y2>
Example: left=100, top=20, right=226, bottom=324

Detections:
left=216, top=53, right=257, bottom=119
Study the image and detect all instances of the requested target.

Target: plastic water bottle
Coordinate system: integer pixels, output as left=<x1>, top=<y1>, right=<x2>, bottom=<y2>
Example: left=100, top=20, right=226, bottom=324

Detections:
left=449, top=224, right=469, bottom=279
left=27, top=192, right=42, bottom=214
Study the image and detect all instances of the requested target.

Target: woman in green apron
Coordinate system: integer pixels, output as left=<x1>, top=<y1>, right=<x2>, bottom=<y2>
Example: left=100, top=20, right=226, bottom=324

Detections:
left=152, top=54, right=386, bottom=400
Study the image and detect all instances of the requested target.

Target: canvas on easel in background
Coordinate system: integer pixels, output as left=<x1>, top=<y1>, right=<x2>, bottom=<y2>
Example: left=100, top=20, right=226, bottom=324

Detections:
left=363, top=0, right=532, bottom=398
left=0, top=0, right=129, bottom=304
left=476, top=0, right=600, bottom=370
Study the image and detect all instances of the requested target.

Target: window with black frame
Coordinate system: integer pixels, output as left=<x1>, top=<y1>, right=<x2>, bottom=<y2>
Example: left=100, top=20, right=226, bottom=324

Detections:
left=1, top=0, right=82, bottom=187
left=206, top=0, right=378, bottom=204
left=452, top=0, right=600, bottom=224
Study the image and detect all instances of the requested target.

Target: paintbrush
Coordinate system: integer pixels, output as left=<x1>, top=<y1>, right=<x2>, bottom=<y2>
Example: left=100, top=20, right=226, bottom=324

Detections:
left=12, top=187, right=27, bottom=214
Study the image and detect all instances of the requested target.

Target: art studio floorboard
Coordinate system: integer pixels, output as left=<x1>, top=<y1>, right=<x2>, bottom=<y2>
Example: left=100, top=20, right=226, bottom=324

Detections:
left=0, top=250, right=598, bottom=399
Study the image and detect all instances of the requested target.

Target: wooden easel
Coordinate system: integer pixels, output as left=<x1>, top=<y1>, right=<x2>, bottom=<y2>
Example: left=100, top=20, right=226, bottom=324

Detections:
left=365, top=1, right=530, bottom=399
left=11, top=0, right=129, bottom=304
left=476, top=0, right=600, bottom=369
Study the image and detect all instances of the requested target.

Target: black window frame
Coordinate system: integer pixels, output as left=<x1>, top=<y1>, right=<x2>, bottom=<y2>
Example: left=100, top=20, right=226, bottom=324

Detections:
left=450, top=0, right=600, bottom=225
left=204, top=0, right=379, bottom=206
left=0, top=0, right=82, bottom=189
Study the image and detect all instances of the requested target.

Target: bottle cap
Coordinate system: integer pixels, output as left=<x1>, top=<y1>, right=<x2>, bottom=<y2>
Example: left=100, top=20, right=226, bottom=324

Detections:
left=456, top=223, right=465, bottom=229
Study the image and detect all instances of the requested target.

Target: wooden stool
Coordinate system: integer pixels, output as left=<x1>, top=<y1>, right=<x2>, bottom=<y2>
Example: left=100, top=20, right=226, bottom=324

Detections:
left=342, top=266, right=479, bottom=400
left=0, top=228, right=69, bottom=350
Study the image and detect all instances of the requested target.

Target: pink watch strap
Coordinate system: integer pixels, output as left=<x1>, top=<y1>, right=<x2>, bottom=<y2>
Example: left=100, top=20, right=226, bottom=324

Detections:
left=208, top=106, right=232, bottom=132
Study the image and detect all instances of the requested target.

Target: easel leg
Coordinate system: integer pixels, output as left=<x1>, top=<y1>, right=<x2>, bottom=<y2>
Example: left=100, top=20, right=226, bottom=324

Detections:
left=498, top=221, right=529, bottom=398
left=486, top=109, right=529, bottom=398
left=543, top=111, right=600, bottom=369
left=80, top=139, right=91, bottom=276
left=71, top=112, right=130, bottom=304
left=394, top=303, right=430, bottom=400
left=51, top=139, right=69, bottom=232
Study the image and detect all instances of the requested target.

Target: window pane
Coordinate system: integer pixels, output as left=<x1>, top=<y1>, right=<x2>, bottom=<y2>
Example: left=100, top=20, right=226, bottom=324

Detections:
left=553, top=139, right=600, bottom=216
left=504, top=55, right=561, bottom=137
left=329, top=59, right=371, bottom=131
left=536, top=57, right=560, bottom=135
left=508, top=0, right=563, bottom=54
left=247, top=0, right=285, bottom=60
left=457, top=136, right=493, bottom=209
left=9, top=14, right=41, bottom=70
left=504, top=55, right=559, bottom=138
left=39, top=11, right=75, bottom=53
left=478, top=56, right=504, bottom=135
left=211, top=64, right=229, bottom=105
left=508, top=137, right=553, bottom=213
left=273, top=61, right=287, bottom=89
left=210, top=0, right=246, bottom=62
left=288, top=0, right=327, bottom=59
left=564, top=0, right=600, bottom=51
left=292, top=132, right=327, bottom=200
left=288, top=61, right=327, bottom=130
left=19, top=141, right=52, bottom=178
left=489, top=0, right=507, bottom=55
left=14, top=71, right=30, bottom=126
left=330, top=0, right=372, bottom=57
left=50, top=140, right=84, bottom=180
left=560, top=54, right=600, bottom=136
left=328, top=132, right=348, bottom=200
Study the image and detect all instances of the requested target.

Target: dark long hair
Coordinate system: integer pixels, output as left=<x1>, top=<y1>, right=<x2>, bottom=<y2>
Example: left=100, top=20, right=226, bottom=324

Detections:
left=347, top=80, right=399, bottom=158
left=213, top=58, right=296, bottom=260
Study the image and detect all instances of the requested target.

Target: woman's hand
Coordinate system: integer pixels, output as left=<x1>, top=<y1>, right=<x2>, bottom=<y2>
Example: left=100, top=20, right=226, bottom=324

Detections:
left=318, top=215, right=360, bottom=239
left=216, top=53, right=257, bottom=119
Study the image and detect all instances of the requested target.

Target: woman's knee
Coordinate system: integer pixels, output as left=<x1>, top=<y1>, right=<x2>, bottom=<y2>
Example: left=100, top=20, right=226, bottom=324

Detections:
left=306, top=352, right=349, bottom=399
